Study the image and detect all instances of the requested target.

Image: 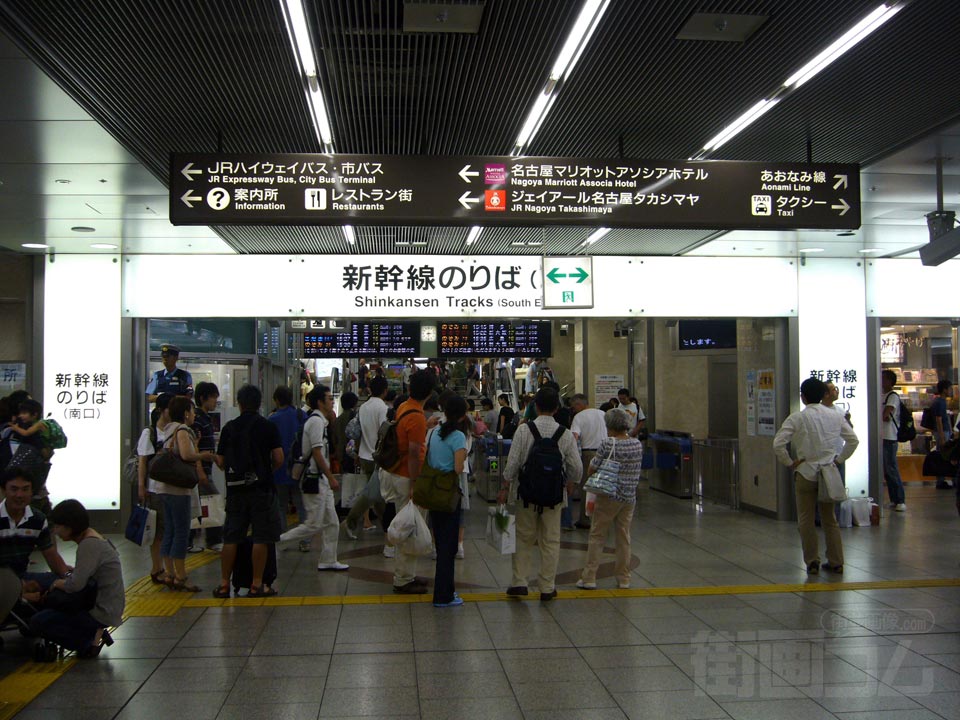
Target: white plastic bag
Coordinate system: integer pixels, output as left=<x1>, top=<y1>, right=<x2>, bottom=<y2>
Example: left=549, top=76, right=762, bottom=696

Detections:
left=851, top=497, right=872, bottom=526
left=835, top=499, right=853, bottom=528
left=190, top=494, right=226, bottom=530
left=340, top=473, right=366, bottom=508
left=387, top=501, right=417, bottom=547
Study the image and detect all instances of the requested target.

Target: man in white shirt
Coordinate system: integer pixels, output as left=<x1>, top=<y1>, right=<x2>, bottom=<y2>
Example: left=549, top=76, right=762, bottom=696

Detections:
left=570, top=394, right=608, bottom=529
left=616, top=388, right=647, bottom=438
left=881, top=369, right=907, bottom=511
left=358, top=376, right=390, bottom=476
left=278, top=385, right=348, bottom=571
left=774, top=377, right=859, bottom=575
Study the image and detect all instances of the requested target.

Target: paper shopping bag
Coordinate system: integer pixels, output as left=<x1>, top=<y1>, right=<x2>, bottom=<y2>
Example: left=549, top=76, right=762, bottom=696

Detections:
left=125, top=505, right=157, bottom=547
left=485, top=506, right=516, bottom=554
left=191, top=494, right=226, bottom=529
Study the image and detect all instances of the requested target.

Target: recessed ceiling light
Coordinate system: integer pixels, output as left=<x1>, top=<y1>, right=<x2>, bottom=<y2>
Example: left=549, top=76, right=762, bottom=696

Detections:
left=798, top=247, right=825, bottom=253
left=90, top=243, right=118, bottom=250
left=54, top=179, right=71, bottom=184
left=71, top=226, right=96, bottom=233
left=858, top=248, right=883, bottom=253
left=21, top=243, right=49, bottom=249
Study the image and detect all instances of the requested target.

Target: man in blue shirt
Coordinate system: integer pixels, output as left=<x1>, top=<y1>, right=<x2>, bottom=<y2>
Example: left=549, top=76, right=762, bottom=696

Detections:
left=146, top=345, right=193, bottom=402
left=268, top=386, right=307, bottom=541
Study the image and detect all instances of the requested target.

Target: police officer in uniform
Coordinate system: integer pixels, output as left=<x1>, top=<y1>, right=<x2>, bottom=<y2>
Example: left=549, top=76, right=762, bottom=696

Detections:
left=146, top=345, right=194, bottom=401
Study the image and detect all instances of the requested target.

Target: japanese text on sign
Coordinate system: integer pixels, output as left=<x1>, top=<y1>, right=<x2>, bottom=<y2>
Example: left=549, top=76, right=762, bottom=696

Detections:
left=53, top=371, right=109, bottom=420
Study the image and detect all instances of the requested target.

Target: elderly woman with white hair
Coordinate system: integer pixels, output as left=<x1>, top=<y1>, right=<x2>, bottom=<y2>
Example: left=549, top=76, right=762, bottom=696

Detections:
left=577, top=407, right=644, bottom=590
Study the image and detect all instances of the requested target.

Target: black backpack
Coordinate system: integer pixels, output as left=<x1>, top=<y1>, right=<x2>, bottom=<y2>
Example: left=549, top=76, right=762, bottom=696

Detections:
left=373, top=408, right=421, bottom=470
left=887, top=392, right=917, bottom=443
left=501, top=411, right=520, bottom=440
left=518, top=423, right=567, bottom=511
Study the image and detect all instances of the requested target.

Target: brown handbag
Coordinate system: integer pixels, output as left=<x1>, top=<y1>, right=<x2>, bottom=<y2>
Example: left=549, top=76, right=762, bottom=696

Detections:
left=147, top=427, right=199, bottom=489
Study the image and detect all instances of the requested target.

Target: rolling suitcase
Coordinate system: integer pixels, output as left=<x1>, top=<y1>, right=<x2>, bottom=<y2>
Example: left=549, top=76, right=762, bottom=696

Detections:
left=231, top=537, right=278, bottom=592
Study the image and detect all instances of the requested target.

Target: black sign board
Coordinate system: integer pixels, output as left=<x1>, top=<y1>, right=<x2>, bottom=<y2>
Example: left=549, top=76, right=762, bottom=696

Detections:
left=677, top=320, right=737, bottom=350
left=171, top=153, right=860, bottom=230
left=300, top=321, right=420, bottom=358
left=439, top=321, right=551, bottom=357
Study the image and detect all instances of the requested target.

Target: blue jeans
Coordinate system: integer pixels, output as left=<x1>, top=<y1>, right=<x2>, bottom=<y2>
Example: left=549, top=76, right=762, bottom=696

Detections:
left=160, top=493, right=192, bottom=559
left=882, top=440, right=906, bottom=505
left=30, top=608, right=102, bottom=651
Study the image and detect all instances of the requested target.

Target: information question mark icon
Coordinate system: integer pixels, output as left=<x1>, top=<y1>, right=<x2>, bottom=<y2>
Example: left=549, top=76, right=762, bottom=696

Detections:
left=206, top=187, right=230, bottom=210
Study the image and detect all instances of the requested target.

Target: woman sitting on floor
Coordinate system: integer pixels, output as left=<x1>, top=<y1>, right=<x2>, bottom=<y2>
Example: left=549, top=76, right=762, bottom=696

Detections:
left=29, top=499, right=124, bottom=657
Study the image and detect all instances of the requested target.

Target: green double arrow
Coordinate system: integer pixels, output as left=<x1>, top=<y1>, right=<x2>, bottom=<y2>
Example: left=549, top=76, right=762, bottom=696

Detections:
left=546, top=267, right=589, bottom=284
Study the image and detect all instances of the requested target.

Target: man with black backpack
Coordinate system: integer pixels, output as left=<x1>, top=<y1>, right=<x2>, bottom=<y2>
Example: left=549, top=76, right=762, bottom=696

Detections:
left=212, top=385, right=284, bottom=598
left=498, top=387, right=582, bottom=602
left=882, top=369, right=910, bottom=512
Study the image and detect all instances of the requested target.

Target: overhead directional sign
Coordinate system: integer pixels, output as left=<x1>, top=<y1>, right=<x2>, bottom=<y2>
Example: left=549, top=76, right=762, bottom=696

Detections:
left=170, top=153, right=860, bottom=230
left=543, top=257, right=594, bottom=309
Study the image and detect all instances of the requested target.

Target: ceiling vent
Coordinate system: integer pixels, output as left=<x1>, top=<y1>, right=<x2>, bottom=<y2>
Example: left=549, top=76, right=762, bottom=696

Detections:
left=403, top=3, right=485, bottom=34
left=676, top=13, right=767, bottom=42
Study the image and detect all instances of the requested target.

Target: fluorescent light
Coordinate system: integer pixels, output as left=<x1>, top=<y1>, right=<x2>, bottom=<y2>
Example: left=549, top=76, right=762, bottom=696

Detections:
left=280, top=0, right=317, bottom=77
left=583, top=227, right=611, bottom=245
left=465, top=226, right=482, bottom=246
left=798, top=247, right=825, bottom=253
left=784, top=3, right=901, bottom=89
left=703, top=99, right=779, bottom=151
left=21, top=243, right=48, bottom=249
left=307, top=78, right=334, bottom=146
left=858, top=248, right=883, bottom=253
left=550, top=0, right=611, bottom=82
left=90, top=243, right=118, bottom=249
left=343, top=225, right=356, bottom=244
left=514, top=91, right=554, bottom=152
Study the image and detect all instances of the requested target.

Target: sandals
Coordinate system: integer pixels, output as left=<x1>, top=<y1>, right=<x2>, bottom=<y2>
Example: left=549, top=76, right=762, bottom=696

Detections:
left=150, top=570, right=166, bottom=585
left=247, top=585, right=278, bottom=598
left=167, top=576, right=200, bottom=592
left=212, top=584, right=231, bottom=599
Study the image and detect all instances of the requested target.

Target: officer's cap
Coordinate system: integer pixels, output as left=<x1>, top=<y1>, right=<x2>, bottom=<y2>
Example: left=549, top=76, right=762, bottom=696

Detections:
left=160, top=344, right=181, bottom=356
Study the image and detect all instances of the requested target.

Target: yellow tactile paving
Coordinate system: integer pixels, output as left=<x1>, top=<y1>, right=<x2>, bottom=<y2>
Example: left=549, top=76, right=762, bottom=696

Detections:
left=119, top=576, right=960, bottom=615
left=0, top=659, right=76, bottom=719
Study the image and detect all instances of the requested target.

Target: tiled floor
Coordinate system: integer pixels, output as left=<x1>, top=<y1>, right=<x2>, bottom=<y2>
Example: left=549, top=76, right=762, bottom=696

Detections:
left=4, top=481, right=960, bottom=719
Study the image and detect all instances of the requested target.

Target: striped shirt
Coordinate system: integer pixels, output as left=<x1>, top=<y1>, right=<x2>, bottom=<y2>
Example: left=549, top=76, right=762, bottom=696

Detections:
left=0, top=500, right=53, bottom=576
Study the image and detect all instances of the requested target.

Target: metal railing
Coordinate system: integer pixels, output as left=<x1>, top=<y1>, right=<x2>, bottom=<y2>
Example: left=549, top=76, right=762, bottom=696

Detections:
left=690, top=438, right=740, bottom=509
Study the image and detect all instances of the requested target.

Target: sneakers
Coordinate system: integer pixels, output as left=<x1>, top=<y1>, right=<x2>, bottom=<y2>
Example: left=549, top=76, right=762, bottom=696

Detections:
left=383, top=545, right=396, bottom=558
left=576, top=579, right=597, bottom=590
left=505, top=586, right=528, bottom=597
left=894, top=503, right=907, bottom=512
left=186, top=545, right=204, bottom=554
left=433, top=593, right=464, bottom=608
left=456, top=544, right=465, bottom=559
left=340, top=520, right=358, bottom=540
left=394, top=580, right=428, bottom=594
left=208, top=543, right=223, bottom=553
left=540, top=590, right=558, bottom=602
left=317, top=562, right=350, bottom=571
left=618, top=583, right=631, bottom=590
left=298, top=541, right=311, bottom=553
left=822, top=563, right=843, bottom=574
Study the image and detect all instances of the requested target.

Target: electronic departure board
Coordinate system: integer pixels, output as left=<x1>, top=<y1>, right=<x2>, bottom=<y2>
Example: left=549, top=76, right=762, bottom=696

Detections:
left=439, top=321, right=551, bottom=357
left=301, top=321, right=420, bottom=358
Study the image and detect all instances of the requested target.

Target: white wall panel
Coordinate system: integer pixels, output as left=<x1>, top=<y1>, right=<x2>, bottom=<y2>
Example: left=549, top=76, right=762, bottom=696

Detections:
left=866, top=258, right=960, bottom=316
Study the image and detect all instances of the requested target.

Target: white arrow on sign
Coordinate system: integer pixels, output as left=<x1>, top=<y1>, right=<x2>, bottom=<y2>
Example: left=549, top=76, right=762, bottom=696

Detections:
left=458, top=164, right=479, bottom=183
left=180, top=190, right=202, bottom=208
left=181, top=162, right=202, bottom=181
left=459, top=191, right=480, bottom=209
left=832, top=174, right=848, bottom=190
left=831, top=198, right=850, bottom=216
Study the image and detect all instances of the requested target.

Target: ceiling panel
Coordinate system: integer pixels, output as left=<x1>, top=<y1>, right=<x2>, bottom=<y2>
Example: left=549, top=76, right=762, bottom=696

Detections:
left=0, top=1, right=958, bottom=257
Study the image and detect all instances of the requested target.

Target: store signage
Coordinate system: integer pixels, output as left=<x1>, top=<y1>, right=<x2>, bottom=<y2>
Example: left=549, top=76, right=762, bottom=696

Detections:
left=880, top=332, right=906, bottom=364
left=299, top=321, right=420, bottom=358
left=170, top=153, right=860, bottom=230
left=542, top=257, right=593, bottom=309
left=438, top=321, right=551, bottom=357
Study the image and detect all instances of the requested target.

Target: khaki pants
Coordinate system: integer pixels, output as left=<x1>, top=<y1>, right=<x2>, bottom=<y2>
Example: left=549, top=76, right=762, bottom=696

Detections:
left=580, top=495, right=634, bottom=587
left=380, top=468, right=418, bottom=586
left=795, top=473, right=843, bottom=567
left=577, top=450, right=597, bottom=524
left=511, top=502, right=563, bottom=593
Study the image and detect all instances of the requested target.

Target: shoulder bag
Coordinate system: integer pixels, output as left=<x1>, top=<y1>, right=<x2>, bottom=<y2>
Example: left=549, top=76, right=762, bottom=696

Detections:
left=148, top=427, right=199, bottom=489
left=583, top=437, right=620, bottom=498
left=817, top=462, right=846, bottom=502
left=411, top=431, right=462, bottom=512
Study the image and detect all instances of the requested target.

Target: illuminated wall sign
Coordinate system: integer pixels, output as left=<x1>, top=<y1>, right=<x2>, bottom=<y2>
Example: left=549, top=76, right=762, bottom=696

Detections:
left=542, top=257, right=593, bottom=309
left=438, top=321, right=552, bottom=357
left=44, top=255, right=121, bottom=511
left=880, top=332, right=906, bottom=364
left=300, top=321, right=420, bottom=358
left=170, top=153, right=860, bottom=230
left=798, top=259, right=867, bottom=497
left=677, top=319, right=737, bottom=350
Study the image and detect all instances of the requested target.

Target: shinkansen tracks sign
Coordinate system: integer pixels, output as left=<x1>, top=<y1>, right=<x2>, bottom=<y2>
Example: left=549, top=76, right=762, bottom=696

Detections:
left=170, top=153, right=860, bottom=230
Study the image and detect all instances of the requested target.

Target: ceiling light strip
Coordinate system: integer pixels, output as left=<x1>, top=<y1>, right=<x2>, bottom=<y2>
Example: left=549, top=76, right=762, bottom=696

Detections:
left=698, top=2, right=903, bottom=156
left=512, top=0, right=611, bottom=154
left=279, top=0, right=334, bottom=149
